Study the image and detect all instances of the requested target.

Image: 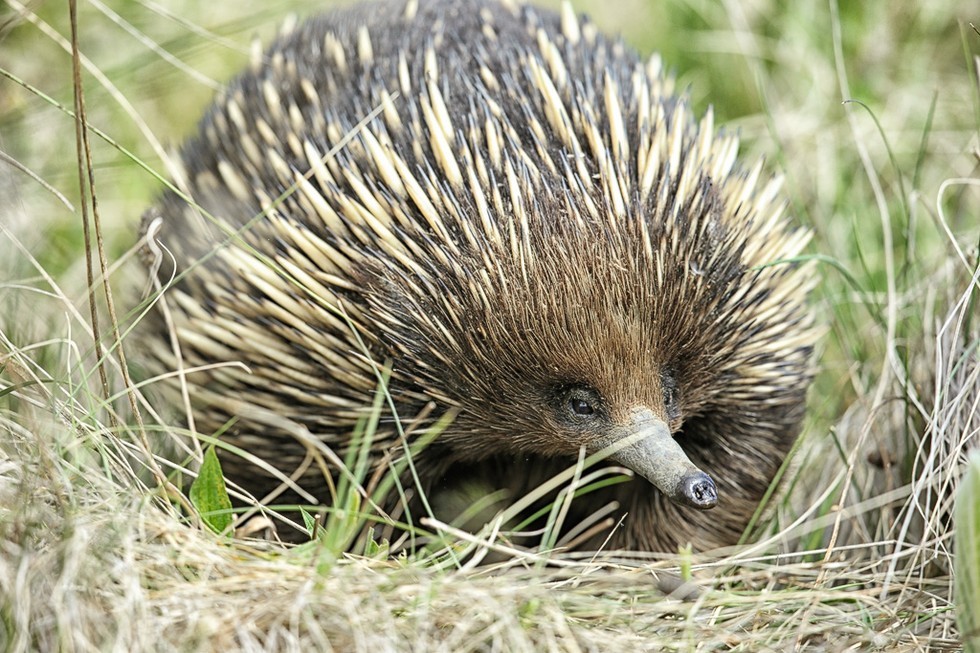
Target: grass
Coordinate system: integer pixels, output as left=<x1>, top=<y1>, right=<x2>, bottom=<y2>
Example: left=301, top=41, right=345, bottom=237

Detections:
left=1, top=0, right=979, bottom=650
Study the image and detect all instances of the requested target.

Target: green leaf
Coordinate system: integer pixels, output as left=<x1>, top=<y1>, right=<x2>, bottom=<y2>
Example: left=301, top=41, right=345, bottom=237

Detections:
left=956, top=451, right=980, bottom=652
left=301, top=506, right=318, bottom=538
left=363, top=530, right=389, bottom=558
left=189, top=446, right=234, bottom=535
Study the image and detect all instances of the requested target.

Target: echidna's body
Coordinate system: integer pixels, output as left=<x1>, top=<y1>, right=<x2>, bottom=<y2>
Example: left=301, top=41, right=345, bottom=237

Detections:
left=140, top=0, right=818, bottom=551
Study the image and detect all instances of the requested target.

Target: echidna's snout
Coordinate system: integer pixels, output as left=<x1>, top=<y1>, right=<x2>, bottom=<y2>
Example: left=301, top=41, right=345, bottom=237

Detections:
left=605, top=410, right=718, bottom=511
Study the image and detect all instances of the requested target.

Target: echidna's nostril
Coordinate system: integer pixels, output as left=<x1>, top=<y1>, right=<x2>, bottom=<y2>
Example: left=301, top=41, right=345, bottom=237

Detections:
left=677, top=472, right=718, bottom=510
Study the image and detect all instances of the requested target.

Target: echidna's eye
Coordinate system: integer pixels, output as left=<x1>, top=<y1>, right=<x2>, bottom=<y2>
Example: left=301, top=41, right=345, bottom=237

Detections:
left=563, top=386, right=602, bottom=420
left=570, top=398, right=595, bottom=416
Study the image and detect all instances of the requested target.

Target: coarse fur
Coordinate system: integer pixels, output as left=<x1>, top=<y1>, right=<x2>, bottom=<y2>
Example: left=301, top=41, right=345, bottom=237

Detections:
left=138, top=0, right=819, bottom=551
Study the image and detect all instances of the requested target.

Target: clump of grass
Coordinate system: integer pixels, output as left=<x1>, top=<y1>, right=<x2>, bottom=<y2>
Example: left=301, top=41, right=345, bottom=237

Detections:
left=1, top=0, right=978, bottom=650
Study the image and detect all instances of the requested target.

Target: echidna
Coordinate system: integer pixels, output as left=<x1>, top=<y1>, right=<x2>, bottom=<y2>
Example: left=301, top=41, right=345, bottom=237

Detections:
left=138, top=0, right=818, bottom=551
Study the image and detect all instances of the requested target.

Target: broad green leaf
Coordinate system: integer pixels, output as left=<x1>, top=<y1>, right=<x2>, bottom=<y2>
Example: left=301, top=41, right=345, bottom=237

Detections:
left=189, top=446, right=234, bottom=535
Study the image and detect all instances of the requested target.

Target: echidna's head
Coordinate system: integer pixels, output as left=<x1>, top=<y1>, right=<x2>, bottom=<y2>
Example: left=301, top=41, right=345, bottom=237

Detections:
left=364, top=170, right=811, bottom=512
